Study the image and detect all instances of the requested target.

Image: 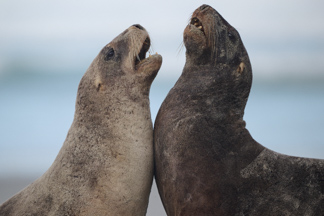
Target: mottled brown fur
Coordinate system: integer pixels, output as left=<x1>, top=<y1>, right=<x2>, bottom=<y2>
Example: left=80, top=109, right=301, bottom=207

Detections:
left=1, top=24, right=162, bottom=216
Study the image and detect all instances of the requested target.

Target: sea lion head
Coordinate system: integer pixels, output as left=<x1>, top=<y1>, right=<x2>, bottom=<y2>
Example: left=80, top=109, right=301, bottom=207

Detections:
left=76, top=24, right=162, bottom=121
left=184, top=5, right=250, bottom=68
left=91, top=24, right=162, bottom=92
left=182, top=5, right=252, bottom=122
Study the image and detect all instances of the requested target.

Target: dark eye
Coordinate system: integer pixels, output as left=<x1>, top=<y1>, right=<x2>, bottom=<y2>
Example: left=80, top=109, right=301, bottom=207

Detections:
left=228, top=32, right=236, bottom=41
left=104, top=48, right=115, bottom=61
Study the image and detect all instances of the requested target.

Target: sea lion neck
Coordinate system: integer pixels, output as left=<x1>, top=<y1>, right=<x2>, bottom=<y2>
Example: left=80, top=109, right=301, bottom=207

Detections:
left=174, top=63, right=250, bottom=129
left=74, top=71, right=151, bottom=127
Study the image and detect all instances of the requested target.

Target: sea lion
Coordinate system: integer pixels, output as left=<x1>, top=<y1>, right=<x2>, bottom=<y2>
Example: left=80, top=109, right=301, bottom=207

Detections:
left=154, top=4, right=324, bottom=216
left=0, top=24, right=162, bottom=216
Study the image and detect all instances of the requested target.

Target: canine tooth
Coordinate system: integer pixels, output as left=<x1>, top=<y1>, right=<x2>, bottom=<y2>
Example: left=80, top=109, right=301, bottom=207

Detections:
left=198, top=26, right=203, bottom=29
left=137, top=55, right=140, bottom=61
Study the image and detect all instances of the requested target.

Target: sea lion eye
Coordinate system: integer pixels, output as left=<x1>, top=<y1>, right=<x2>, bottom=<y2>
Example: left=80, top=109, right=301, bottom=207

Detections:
left=104, top=48, right=115, bottom=61
left=228, top=32, right=236, bottom=41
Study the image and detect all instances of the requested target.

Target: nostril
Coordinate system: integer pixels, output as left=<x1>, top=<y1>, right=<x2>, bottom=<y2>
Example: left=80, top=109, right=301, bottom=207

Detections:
left=133, top=24, right=144, bottom=30
left=200, top=4, right=210, bottom=10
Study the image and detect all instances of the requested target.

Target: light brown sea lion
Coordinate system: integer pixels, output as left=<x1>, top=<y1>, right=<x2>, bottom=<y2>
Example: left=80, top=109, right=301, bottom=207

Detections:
left=0, top=24, right=162, bottom=216
left=154, top=5, right=324, bottom=216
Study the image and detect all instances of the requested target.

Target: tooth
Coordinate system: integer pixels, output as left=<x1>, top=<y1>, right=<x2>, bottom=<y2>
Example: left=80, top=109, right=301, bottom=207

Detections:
left=137, top=55, right=140, bottom=61
left=198, top=26, right=203, bottom=29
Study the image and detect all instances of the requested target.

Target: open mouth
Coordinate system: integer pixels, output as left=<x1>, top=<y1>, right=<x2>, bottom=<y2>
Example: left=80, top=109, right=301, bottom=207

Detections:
left=135, top=37, right=151, bottom=68
left=191, top=17, right=205, bottom=34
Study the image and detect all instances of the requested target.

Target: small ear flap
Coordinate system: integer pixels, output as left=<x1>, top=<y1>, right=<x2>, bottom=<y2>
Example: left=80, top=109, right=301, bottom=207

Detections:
left=95, top=77, right=104, bottom=92
left=237, top=62, right=245, bottom=74
left=96, top=83, right=102, bottom=92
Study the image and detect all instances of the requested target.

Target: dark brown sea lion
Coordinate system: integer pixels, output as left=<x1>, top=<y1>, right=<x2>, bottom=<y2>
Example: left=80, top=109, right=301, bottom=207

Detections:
left=0, top=24, right=162, bottom=216
left=154, top=5, right=324, bottom=216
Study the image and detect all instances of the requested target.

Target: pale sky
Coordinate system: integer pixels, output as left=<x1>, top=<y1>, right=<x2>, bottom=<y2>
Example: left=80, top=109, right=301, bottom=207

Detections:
left=1, top=0, right=324, bottom=79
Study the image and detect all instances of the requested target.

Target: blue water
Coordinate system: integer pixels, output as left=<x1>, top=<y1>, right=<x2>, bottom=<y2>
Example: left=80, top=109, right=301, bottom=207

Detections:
left=0, top=72, right=324, bottom=177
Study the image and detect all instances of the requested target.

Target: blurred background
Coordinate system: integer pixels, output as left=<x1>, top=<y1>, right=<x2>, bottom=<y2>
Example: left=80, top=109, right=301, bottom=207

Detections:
left=0, top=0, right=323, bottom=215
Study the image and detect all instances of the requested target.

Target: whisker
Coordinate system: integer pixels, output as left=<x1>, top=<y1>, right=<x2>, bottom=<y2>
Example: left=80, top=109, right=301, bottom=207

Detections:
left=177, top=41, right=185, bottom=58
left=148, top=43, right=154, bottom=55
left=207, top=22, right=217, bottom=65
left=187, top=12, right=193, bottom=24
